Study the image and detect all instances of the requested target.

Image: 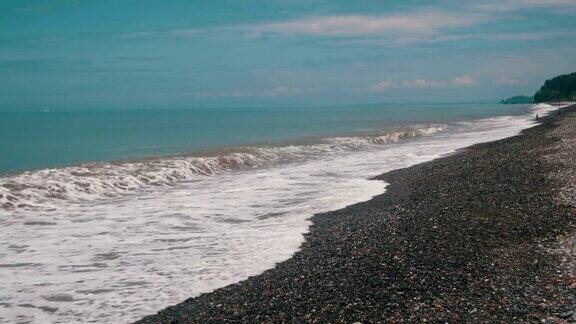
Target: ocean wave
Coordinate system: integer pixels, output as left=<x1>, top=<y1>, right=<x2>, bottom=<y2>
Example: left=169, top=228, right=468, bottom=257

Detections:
left=0, top=124, right=448, bottom=211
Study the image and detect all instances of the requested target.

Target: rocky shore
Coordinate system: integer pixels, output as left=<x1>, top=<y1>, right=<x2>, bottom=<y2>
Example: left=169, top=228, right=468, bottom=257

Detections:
left=138, top=105, right=576, bottom=322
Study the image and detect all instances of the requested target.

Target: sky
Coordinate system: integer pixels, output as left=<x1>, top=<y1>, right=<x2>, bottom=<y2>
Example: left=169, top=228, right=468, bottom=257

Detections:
left=1, top=0, right=576, bottom=109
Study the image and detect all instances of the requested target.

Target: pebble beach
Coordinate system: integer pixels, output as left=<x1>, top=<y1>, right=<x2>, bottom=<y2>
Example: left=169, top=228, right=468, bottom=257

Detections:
left=138, top=104, right=576, bottom=323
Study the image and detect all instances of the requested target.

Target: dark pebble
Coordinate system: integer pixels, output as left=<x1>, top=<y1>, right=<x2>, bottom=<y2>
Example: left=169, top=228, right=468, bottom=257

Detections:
left=136, top=105, right=576, bottom=323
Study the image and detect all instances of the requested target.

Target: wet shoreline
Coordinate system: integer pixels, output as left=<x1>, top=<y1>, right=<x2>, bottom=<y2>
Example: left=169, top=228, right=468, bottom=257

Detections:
left=138, top=104, right=576, bottom=322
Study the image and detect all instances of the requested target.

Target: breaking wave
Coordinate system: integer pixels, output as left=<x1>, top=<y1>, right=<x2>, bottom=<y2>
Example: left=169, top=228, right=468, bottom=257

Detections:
left=0, top=124, right=448, bottom=210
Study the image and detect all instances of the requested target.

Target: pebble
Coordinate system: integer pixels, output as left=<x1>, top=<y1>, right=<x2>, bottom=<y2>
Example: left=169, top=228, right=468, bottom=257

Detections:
left=136, top=105, right=576, bottom=323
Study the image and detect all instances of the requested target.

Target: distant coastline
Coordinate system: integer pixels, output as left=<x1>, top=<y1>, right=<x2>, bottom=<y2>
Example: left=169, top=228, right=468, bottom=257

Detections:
left=500, top=95, right=533, bottom=105
left=500, top=71, right=576, bottom=105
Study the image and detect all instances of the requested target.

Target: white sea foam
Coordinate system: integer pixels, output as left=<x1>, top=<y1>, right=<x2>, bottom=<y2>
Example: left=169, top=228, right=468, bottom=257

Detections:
left=0, top=104, right=564, bottom=323
left=0, top=124, right=448, bottom=211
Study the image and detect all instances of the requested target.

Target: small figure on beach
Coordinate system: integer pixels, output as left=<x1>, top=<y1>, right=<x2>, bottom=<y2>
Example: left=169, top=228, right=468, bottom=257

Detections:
left=536, top=114, right=539, bottom=121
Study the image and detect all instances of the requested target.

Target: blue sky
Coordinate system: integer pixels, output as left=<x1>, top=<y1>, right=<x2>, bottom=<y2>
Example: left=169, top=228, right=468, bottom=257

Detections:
left=1, top=0, right=576, bottom=109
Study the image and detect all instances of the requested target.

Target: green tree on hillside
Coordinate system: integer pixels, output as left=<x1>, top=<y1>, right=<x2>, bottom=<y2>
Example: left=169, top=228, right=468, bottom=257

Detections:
left=534, top=72, right=576, bottom=103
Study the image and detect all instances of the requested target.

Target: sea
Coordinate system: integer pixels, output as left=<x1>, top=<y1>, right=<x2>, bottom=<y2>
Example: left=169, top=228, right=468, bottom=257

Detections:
left=0, top=102, right=561, bottom=323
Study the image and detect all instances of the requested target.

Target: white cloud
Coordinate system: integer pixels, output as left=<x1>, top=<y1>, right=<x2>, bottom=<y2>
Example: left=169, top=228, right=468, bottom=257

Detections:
left=480, top=31, right=576, bottom=41
left=495, top=76, right=527, bottom=86
left=476, top=0, right=576, bottom=12
left=116, top=31, right=158, bottom=40
left=403, top=79, right=447, bottom=89
left=266, top=85, right=302, bottom=97
left=516, top=0, right=576, bottom=5
left=194, top=86, right=302, bottom=99
left=246, top=11, right=485, bottom=37
left=371, top=76, right=479, bottom=92
left=240, top=31, right=264, bottom=40
left=370, top=80, right=397, bottom=92
left=113, top=3, right=574, bottom=45
left=350, top=30, right=572, bottom=47
left=116, top=28, right=207, bottom=40
left=452, top=75, right=477, bottom=87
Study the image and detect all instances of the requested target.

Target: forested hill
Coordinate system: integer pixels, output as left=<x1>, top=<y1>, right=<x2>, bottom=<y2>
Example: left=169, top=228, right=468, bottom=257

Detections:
left=534, top=72, right=576, bottom=103
left=500, top=95, right=533, bottom=104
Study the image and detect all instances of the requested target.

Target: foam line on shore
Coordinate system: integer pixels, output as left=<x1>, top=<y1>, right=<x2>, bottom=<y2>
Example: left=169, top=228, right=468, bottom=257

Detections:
left=137, top=104, right=576, bottom=322
left=0, top=103, right=568, bottom=324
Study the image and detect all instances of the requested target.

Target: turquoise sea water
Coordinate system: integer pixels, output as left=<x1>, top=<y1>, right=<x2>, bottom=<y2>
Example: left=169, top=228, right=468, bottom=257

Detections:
left=1, top=101, right=556, bottom=323
left=0, top=103, right=526, bottom=174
